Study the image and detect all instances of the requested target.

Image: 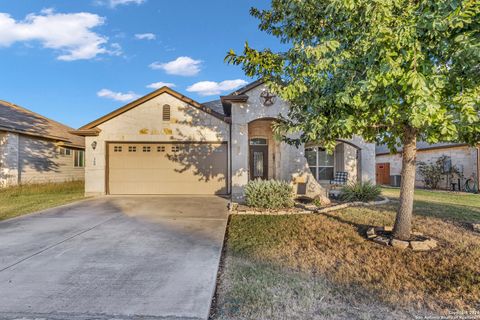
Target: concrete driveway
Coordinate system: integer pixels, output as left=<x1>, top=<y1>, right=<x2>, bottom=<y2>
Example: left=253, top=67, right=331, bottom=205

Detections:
left=0, top=196, right=229, bottom=320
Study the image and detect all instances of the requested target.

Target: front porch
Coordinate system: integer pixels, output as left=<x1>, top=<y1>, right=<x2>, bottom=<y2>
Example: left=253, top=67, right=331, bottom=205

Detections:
left=231, top=117, right=368, bottom=202
left=225, top=82, right=375, bottom=202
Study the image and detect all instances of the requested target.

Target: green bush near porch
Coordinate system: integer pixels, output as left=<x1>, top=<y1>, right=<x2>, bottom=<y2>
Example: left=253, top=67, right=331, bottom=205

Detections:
left=245, top=179, right=294, bottom=209
left=340, top=181, right=381, bottom=202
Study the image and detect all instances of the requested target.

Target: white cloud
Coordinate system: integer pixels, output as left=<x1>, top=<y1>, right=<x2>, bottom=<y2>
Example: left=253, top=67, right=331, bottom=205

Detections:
left=97, top=89, right=140, bottom=102
left=186, top=79, right=248, bottom=96
left=146, top=82, right=175, bottom=89
left=149, top=56, right=201, bottom=76
left=109, top=0, right=146, bottom=8
left=135, top=33, right=155, bottom=40
left=0, top=9, right=116, bottom=61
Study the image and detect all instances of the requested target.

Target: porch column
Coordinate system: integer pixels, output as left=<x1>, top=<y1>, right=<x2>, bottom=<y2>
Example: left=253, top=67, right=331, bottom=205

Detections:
left=231, top=121, right=249, bottom=202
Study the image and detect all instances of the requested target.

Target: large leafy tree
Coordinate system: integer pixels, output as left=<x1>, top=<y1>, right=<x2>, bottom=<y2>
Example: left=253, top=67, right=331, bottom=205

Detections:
left=226, top=0, right=480, bottom=240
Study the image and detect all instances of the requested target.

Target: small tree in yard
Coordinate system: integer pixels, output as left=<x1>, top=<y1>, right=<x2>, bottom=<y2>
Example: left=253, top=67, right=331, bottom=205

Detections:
left=226, top=0, right=480, bottom=240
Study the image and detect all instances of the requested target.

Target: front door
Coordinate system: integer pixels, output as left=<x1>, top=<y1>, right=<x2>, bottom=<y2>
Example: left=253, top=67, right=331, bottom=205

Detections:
left=249, top=144, right=268, bottom=180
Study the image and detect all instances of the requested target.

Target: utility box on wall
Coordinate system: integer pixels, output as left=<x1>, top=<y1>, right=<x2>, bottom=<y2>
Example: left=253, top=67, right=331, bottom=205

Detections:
left=390, top=175, right=401, bottom=187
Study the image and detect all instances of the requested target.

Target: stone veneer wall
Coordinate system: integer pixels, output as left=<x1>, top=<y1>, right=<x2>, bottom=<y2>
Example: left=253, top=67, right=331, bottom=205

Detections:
left=376, top=145, right=478, bottom=188
left=0, top=131, right=84, bottom=187
left=17, top=135, right=84, bottom=184
left=230, top=84, right=376, bottom=202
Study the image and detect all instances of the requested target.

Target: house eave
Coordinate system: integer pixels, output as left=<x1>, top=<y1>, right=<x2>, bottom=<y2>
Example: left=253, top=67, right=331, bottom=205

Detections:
left=220, top=95, right=249, bottom=103
left=70, top=128, right=102, bottom=137
left=79, top=86, right=227, bottom=130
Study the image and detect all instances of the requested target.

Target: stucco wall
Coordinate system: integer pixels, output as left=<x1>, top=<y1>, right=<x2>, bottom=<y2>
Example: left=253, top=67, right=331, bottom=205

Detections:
left=376, top=145, right=478, bottom=188
left=84, top=92, right=230, bottom=196
left=230, top=84, right=376, bottom=202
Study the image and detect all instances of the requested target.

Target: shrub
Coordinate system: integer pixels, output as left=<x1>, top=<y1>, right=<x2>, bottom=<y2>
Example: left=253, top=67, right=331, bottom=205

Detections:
left=340, top=181, right=381, bottom=202
left=245, top=179, right=294, bottom=209
left=417, top=155, right=459, bottom=189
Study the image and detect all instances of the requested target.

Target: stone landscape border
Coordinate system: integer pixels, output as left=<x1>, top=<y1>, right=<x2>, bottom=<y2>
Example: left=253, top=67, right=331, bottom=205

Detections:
left=230, top=196, right=390, bottom=215
left=366, top=226, right=438, bottom=251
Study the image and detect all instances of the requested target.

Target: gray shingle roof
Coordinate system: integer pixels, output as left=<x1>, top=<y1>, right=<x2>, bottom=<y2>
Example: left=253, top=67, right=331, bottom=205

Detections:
left=0, top=100, right=85, bottom=148
left=201, top=99, right=225, bottom=116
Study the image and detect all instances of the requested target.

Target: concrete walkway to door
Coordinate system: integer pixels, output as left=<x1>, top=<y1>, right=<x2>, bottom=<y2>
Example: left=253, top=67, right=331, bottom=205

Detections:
left=0, top=196, right=229, bottom=320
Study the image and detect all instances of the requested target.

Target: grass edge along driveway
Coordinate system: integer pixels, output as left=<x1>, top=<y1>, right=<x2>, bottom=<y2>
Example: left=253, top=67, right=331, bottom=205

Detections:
left=0, top=180, right=85, bottom=221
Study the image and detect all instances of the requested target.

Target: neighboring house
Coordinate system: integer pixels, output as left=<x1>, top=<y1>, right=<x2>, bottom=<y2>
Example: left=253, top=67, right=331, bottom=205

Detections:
left=376, top=142, right=480, bottom=189
left=0, top=100, right=85, bottom=187
left=72, top=81, right=375, bottom=201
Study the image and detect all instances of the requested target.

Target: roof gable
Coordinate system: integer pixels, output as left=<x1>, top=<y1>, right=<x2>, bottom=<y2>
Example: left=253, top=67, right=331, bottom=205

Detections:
left=78, top=87, right=226, bottom=132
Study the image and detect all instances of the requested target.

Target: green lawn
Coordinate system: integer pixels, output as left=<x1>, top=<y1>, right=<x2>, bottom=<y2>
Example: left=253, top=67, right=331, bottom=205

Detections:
left=381, top=187, right=480, bottom=223
left=0, top=180, right=85, bottom=221
left=211, top=190, right=480, bottom=320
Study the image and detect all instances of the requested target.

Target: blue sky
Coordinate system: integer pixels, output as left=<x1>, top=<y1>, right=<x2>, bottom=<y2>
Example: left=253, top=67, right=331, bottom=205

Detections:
left=0, top=0, right=283, bottom=128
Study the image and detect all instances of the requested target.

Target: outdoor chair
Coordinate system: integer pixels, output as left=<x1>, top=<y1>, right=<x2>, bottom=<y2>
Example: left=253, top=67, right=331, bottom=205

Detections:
left=330, top=171, right=349, bottom=186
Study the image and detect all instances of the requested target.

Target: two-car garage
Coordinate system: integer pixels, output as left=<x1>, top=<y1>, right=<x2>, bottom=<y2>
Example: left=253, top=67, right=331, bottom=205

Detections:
left=107, top=142, right=228, bottom=195
left=73, top=87, right=231, bottom=196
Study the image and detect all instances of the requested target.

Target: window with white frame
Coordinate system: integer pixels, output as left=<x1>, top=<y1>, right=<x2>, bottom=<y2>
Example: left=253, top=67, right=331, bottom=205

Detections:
left=305, top=147, right=334, bottom=181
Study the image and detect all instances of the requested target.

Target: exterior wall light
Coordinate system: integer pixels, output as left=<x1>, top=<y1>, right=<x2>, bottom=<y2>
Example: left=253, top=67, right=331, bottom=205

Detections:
left=91, top=141, right=97, bottom=150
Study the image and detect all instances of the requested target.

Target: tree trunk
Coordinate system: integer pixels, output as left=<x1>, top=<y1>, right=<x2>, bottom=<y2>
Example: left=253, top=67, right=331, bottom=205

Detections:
left=393, top=126, right=417, bottom=240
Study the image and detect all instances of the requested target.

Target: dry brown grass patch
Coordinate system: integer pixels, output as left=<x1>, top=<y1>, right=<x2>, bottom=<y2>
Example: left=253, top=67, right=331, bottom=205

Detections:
left=213, top=202, right=480, bottom=319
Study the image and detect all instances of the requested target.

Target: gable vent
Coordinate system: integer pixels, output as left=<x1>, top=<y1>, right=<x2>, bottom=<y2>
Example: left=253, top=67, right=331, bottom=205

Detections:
left=162, top=104, right=171, bottom=121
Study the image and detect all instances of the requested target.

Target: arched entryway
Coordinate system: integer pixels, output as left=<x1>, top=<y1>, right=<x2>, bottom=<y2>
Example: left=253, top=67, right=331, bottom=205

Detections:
left=248, top=118, right=279, bottom=180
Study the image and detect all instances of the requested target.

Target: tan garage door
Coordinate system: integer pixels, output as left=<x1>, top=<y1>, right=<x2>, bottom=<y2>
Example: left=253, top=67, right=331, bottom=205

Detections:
left=108, top=142, right=228, bottom=195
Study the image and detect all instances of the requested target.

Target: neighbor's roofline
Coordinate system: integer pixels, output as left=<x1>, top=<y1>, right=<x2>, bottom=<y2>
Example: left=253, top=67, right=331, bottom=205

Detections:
left=77, top=86, right=227, bottom=132
left=0, top=100, right=85, bottom=148
left=376, top=143, right=470, bottom=156
left=0, top=125, right=84, bottom=148
left=228, top=79, right=264, bottom=96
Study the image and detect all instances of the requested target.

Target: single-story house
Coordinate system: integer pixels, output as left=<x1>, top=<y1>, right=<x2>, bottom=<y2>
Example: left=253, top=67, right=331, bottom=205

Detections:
left=0, top=100, right=85, bottom=187
left=376, top=142, right=480, bottom=189
left=72, top=81, right=375, bottom=201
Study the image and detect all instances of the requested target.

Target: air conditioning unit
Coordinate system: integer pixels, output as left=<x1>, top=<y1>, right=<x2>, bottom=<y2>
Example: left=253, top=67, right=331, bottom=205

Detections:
left=390, top=175, right=401, bottom=187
